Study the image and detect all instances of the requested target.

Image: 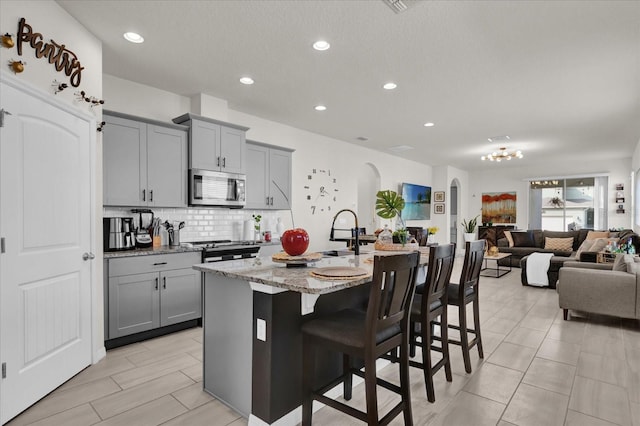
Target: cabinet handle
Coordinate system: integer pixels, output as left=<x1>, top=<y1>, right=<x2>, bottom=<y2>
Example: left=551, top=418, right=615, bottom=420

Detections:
left=150, top=190, right=153, bottom=202
left=266, top=196, right=270, bottom=206
left=217, top=157, right=220, bottom=167
left=142, top=189, right=146, bottom=201
left=222, top=157, right=226, bottom=167
left=270, top=197, right=274, bottom=206
left=163, top=276, right=166, bottom=289
left=155, top=277, right=158, bottom=290
left=153, top=262, right=167, bottom=266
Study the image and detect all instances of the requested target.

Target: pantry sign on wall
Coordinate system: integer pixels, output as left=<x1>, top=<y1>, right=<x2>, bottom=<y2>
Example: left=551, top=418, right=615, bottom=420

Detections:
left=16, top=17, right=84, bottom=86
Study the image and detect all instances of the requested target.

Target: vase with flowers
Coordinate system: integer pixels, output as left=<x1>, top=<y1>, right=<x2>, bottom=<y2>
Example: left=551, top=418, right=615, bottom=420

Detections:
left=252, top=214, right=262, bottom=241
left=427, top=226, right=439, bottom=244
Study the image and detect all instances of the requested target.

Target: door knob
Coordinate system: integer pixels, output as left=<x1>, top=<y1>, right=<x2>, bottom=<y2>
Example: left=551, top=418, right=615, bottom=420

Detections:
left=82, top=252, right=95, bottom=261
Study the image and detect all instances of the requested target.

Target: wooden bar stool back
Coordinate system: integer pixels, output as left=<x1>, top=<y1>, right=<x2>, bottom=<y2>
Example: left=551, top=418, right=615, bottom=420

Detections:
left=447, top=240, right=485, bottom=373
left=408, top=243, right=456, bottom=402
left=301, top=252, right=420, bottom=426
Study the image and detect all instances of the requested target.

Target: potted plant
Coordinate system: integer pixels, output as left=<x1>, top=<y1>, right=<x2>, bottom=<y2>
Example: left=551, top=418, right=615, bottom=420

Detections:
left=427, top=226, right=439, bottom=244
left=461, top=215, right=479, bottom=243
left=375, top=190, right=407, bottom=245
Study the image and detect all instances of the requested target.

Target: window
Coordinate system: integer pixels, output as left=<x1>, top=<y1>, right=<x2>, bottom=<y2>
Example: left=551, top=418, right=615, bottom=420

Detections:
left=528, top=176, right=607, bottom=231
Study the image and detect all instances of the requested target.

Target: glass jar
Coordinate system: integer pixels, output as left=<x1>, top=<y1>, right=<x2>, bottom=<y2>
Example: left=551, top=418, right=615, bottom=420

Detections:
left=378, top=225, right=393, bottom=245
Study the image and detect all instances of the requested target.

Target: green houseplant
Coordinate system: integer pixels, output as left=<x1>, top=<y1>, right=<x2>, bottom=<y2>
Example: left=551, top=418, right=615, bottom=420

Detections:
left=375, top=190, right=408, bottom=244
left=461, top=215, right=479, bottom=242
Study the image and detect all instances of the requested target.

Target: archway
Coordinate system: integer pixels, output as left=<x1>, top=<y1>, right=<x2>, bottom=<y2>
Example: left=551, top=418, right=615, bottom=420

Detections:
left=450, top=178, right=460, bottom=247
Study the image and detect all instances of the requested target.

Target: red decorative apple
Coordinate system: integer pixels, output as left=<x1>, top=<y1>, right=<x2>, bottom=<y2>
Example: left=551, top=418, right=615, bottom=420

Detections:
left=281, top=228, right=309, bottom=256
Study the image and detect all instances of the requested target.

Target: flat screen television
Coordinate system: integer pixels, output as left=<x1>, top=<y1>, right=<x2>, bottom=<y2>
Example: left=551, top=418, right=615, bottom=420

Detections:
left=401, top=182, right=431, bottom=220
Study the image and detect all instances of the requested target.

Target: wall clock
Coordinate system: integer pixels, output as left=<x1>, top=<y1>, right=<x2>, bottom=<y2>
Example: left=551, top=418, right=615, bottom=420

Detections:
left=304, top=168, right=338, bottom=215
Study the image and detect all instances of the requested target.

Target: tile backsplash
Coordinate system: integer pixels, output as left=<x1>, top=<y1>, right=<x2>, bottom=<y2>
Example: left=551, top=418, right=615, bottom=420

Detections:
left=103, top=207, right=286, bottom=242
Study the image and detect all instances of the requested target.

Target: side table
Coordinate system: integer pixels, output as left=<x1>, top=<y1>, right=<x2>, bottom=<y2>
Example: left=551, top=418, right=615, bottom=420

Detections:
left=596, top=252, right=616, bottom=264
left=480, top=252, right=512, bottom=278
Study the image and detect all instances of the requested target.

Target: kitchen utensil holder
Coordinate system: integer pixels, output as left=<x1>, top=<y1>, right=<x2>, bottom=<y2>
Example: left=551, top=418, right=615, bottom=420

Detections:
left=169, top=229, right=180, bottom=246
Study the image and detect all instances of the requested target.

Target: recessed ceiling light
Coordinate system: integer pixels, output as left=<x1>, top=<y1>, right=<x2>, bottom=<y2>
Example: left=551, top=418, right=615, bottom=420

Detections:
left=312, top=40, right=330, bottom=51
left=423, top=122, right=435, bottom=127
left=239, top=77, right=254, bottom=85
left=383, top=82, right=397, bottom=90
left=314, top=105, right=327, bottom=111
left=123, top=32, right=144, bottom=43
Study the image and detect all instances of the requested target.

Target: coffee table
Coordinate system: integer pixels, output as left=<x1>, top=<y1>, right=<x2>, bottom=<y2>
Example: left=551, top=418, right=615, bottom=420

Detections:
left=480, top=252, right=512, bottom=278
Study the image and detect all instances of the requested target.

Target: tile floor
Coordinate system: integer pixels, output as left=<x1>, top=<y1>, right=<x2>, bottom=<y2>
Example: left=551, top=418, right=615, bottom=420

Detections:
left=7, top=258, right=640, bottom=426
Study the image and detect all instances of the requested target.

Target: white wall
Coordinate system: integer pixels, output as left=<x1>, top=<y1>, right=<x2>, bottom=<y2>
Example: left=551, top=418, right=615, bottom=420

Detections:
left=631, top=138, right=640, bottom=232
left=0, top=0, right=104, bottom=360
left=468, top=158, right=632, bottom=231
left=103, top=76, right=446, bottom=252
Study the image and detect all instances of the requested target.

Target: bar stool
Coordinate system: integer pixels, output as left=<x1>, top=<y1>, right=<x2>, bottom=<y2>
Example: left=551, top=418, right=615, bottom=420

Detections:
left=301, top=252, right=420, bottom=425
left=408, top=243, right=456, bottom=402
left=447, top=240, right=485, bottom=373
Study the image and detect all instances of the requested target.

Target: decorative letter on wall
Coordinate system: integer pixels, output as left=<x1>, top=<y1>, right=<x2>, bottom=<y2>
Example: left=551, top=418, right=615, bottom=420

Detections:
left=16, top=18, right=84, bottom=87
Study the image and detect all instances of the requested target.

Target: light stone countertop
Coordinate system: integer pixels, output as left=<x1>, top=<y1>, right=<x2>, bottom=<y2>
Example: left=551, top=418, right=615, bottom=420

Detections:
left=103, top=241, right=281, bottom=259
left=103, top=245, right=203, bottom=259
left=194, top=249, right=429, bottom=295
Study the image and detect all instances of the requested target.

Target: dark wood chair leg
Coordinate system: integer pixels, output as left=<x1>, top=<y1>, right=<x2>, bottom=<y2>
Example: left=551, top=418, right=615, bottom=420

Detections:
left=440, top=312, right=452, bottom=382
left=422, top=318, right=436, bottom=402
left=409, top=323, right=417, bottom=358
left=563, top=308, right=568, bottom=320
left=302, top=336, right=314, bottom=426
left=399, top=335, right=413, bottom=425
left=459, top=301, right=472, bottom=374
left=364, top=352, right=380, bottom=425
left=343, top=354, right=352, bottom=400
left=473, top=297, right=484, bottom=359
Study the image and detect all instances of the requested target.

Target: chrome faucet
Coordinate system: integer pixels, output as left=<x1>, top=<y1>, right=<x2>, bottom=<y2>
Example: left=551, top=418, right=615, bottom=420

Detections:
left=329, top=209, right=360, bottom=255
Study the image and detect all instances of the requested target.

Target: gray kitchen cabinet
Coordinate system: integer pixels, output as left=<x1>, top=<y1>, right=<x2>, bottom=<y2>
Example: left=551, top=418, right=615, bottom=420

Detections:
left=172, top=113, right=249, bottom=174
left=107, top=252, right=201, bottom=339
left=103, top=111, right=188, bottom=207
left=246, top=140, right=293, bottom=210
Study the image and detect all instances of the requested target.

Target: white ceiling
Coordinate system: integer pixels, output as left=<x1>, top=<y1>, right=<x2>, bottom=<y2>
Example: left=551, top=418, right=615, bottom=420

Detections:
left=57, top=0, right=640, bottom=172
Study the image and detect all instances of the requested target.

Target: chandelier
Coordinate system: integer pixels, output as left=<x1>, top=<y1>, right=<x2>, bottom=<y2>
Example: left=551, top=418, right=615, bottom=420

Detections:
left=481, top=147, right=523, bottom=162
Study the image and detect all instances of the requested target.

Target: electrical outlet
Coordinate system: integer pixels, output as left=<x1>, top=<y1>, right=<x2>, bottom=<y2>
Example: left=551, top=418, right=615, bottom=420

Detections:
left=256, top=318, right=266, bottom=341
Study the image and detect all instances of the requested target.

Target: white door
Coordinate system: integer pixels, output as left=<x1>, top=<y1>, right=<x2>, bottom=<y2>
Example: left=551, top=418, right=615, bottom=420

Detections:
left=0, top=75, right=94, bottom=424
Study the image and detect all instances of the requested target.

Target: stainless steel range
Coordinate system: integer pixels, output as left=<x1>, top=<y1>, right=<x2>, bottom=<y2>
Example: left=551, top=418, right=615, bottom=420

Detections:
left=192, top=240, right=261, bottom=263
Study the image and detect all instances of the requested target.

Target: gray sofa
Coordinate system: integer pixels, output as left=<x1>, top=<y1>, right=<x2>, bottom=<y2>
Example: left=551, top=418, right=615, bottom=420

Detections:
left=497, top=229, right=593, bottom=267
left=497, top=229, right=640, bottom=289
left=557, top=259, right=640, bottom=320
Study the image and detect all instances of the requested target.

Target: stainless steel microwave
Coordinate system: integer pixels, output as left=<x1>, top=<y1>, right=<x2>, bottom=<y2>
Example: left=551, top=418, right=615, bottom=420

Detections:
left=189, top=169, right=246, bottom=208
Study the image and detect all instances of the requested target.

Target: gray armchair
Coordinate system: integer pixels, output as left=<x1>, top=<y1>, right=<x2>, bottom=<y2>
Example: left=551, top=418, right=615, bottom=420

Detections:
left=557, top=259, right=640, bottom=320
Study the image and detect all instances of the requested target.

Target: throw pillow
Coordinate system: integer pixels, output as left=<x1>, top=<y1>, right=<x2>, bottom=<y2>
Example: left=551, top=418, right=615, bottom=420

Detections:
left=590, top=238, right=618, bottom=253
left=544, top=237, right=573, bottom=252
left=504, top=230, right=514, bottom=248
left=612, top=254, right=628, bottom=272
left=586, top=230, right=609, bottom=240
left=624, top=255, right=639, bottom=274
left=512, top=231, right=534, bottom=247
left=575, top=239, right=595, bottom=259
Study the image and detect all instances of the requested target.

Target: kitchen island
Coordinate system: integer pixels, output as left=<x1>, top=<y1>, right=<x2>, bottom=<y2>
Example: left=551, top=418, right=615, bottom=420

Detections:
left=194, top=249, right=428, bottom=426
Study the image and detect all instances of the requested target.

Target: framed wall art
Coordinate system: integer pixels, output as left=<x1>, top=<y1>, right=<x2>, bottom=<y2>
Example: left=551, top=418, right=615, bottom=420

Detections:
left=482, top=192, right=517, bottom=223
left=434, top=191, right=445, bottom=202
left=400, top=182, right=431, bottom=220
left=434, top=203, right=445, bottom=214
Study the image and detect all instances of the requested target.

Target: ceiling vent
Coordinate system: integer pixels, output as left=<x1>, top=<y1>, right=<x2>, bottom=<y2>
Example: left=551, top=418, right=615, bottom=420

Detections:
left=487, top=135, right=511, bottom=143
left=388, top=145, right=414, bottom=152
left=383, top=0, right=409, bottom=14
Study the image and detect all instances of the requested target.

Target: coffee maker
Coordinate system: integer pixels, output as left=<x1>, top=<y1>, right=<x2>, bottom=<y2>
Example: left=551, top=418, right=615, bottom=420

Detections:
left=103, top=217, right=136, bottom=251
left=131, top=208, right=154, bottom=248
